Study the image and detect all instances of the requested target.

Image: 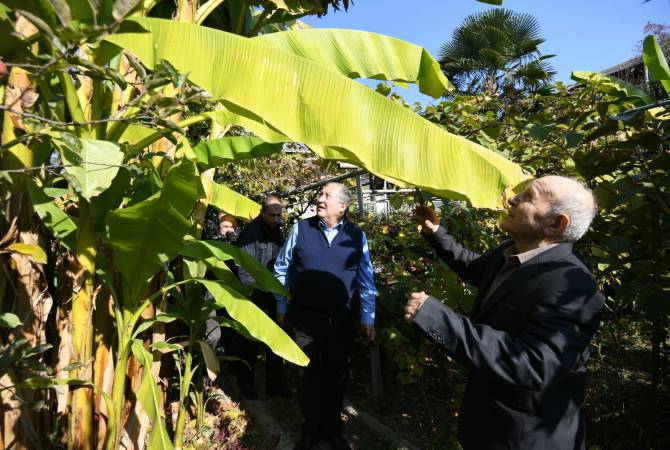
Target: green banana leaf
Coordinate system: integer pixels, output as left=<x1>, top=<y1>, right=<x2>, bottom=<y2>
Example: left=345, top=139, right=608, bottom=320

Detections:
left=6, top=243, right=47, bottom=264
left=203, top=256, right=246, bottom=292
left=206, top=181, right=261, bottom=220
left=57, top=137, right=124, bottom=200
left=254, top=28, right=453, bottom=98
left=0, top=312, right=22, bottom=328
left=571, top=71, right=655, bottom=106
left=106, top=18, right=528, bottom=208
left=213, top=315, right=257, bottom=342
left=193, top=136, right=285, bottom=168
left=90, top=168, right=131, bottom=234
left=118, top=123, right=156, bottom=146
left=198, top=340, right=218, bottom=380
left=25, top=179, right=78, bottom=250
left=180, top=239, right=288, bottom=296
left=131, top=340, right=174, bottom=450
left=193, top=278, right=308, bottom=366
left=106, top=160, right=204, bottom=303
left=643, top=35, right=670, bottom=96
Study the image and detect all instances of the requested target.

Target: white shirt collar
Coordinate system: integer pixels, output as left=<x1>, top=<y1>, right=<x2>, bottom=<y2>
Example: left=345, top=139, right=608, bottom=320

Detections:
left=504, top=242, right=560, bottom=264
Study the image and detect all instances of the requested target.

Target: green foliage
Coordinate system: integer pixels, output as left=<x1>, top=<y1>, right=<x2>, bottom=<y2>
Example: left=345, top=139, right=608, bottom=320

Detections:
left=355, top=205, right=500, bottom=383
left=57, top=135, right=125, bottom=200
left=643, top=35, right=670, bottom=96
left=106, top=160, right=205, bottom=303
left=0, top=312, right=22, bottom=328
left=131, top=340, right=174, bottom=450
left=193, top=136, right=285, bottom=169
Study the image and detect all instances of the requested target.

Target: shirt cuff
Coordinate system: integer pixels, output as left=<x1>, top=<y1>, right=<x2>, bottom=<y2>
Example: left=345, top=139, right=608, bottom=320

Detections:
left=276, top=295, right=288, bottom=315
left=360, top=310, right=375, bottom=326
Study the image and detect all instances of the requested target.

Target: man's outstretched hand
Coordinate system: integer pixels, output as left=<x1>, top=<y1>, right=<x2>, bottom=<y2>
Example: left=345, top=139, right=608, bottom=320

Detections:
left=361, top=325, right=376, bottom=343
left=404, top=291, right=429, bottom=322
left=276, top=314, right=287, bottom=327
left=413, top=205, right=439, bottom=235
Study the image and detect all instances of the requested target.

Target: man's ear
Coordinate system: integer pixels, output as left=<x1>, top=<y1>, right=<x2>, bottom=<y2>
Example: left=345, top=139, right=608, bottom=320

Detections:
left=547, top=213, right=570, bottom=238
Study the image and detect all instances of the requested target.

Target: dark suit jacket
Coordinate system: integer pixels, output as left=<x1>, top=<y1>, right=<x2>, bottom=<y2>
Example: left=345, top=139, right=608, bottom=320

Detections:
left=413, top=227, right=604, bottom=450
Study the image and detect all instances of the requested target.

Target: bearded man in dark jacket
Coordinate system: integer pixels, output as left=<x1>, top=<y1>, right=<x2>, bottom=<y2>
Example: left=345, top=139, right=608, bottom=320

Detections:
left=232, top=195, right=291, bottom=399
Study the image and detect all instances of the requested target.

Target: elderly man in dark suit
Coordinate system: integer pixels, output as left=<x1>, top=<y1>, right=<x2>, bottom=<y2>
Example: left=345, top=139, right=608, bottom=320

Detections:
left=404, top=175, right=605, bottom=450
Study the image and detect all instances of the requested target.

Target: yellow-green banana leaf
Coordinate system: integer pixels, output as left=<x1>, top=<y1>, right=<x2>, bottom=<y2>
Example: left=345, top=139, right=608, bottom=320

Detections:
left=106, top=18, right=528, bottom=208
left=194, top=279, right=308, bottom=366
left=193, top=136, right=285, bottom=168
left=205, top=180, right=261, bottom=220
left=571, top=71, right=655, bottom=106
left=254, top=28, right=453, bottom=98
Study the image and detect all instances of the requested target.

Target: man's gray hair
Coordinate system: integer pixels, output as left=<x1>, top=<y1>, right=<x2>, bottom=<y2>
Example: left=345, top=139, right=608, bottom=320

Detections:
left=327, top=182, right=351, bottom=206
left=548, top=178, right=598, bottom=242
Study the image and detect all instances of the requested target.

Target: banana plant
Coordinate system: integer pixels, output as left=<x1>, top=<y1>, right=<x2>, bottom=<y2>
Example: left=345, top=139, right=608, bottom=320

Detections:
left=2, top=1, right=526, bottom=449
left=107, top=18, right=528, bottom=208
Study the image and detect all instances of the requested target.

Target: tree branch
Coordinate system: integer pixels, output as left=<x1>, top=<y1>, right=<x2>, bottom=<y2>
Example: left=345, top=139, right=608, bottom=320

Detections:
left=0, top=105, right=153, bottom=127
left=282, top=168, right=367, bottom=197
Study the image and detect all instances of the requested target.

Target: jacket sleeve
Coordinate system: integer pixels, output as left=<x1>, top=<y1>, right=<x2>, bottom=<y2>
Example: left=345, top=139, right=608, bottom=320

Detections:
left=423, top=226, right=493, bottom=287
left=413, top=269, right=604, bottom=390
left=236, top=237, right=256, bottom=286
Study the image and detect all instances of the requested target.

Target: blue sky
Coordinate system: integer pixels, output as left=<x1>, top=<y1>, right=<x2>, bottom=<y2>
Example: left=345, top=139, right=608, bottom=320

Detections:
left=303, top=0, right=669, bottom=105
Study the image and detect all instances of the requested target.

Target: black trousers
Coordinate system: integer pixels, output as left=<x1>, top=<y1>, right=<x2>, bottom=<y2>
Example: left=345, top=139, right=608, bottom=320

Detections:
left=289, top=305, right=354, bottom=437
left=231, top=291, right=285, bottom=391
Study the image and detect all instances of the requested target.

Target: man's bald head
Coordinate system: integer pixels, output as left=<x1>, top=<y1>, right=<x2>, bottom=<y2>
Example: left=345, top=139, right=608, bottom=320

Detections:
left=260, top=194, right=283, bottom=229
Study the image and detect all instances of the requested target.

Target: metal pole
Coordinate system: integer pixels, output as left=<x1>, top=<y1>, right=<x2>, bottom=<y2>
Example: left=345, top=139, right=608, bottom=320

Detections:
left=356, top=174, right=365, bottom=214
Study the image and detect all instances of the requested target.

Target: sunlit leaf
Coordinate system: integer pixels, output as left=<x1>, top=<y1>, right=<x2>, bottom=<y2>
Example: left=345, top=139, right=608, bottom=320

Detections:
left=58, top=137, right=125, bottom=200
left=571, top=71, right=655, bottom=106
left=254, top=28, right=453, bottom=97
left=193, top=136, right=284, bottom=168
left=131, top=340, right=174, bottom=450
left=0, top=312, right=22, bottom=328
left=193, top=279, right=308, bottom=366
left=25, top=179, right=78, bottom=250
left=106, top=160, right=204, bottom=302
left=197, top=340, right=219, bottom=381
left=206, top=181, right=261, bottom=221
left=106, top=18, right=529, bottom=209
left=180, top=239, right=287, bottom=296
left=7, top=243, right=47, bottom=264
left=642, top=35, right=670, bottom=96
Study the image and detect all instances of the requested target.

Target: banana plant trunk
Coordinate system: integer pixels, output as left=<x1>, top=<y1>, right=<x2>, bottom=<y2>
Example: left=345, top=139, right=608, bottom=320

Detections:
left=68, top=200, right=97, bottom=450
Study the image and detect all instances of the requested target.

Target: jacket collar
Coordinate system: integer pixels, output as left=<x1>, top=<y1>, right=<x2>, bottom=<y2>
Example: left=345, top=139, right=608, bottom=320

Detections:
left=472, top=241, right=574, bottom=321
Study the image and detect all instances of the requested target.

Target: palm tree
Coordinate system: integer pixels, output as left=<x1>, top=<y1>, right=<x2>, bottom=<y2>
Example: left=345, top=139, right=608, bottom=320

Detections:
left=439, top=8, right=556, bottom=95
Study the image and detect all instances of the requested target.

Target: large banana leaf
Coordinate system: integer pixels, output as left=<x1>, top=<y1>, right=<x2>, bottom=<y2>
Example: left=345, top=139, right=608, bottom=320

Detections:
left=193, top=278, right=308, bottom=366
left=57, top=137, right=124, bottom=200
left=254, top=28, right=453, bottom=98
left=106, top=160, right=204, bottom=302
left=206, top=181, right=261, bottom=220
left=193, top=136, right=284, bottom=168
left=180, top=239, right=288, bottom=296
left=643, top=35, right=670, bottom=96
left=106, top=18, right=528, bottom=208
left=25, top=179, right=78, bottom=250
left=130, top=340, right=174, bottom=450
